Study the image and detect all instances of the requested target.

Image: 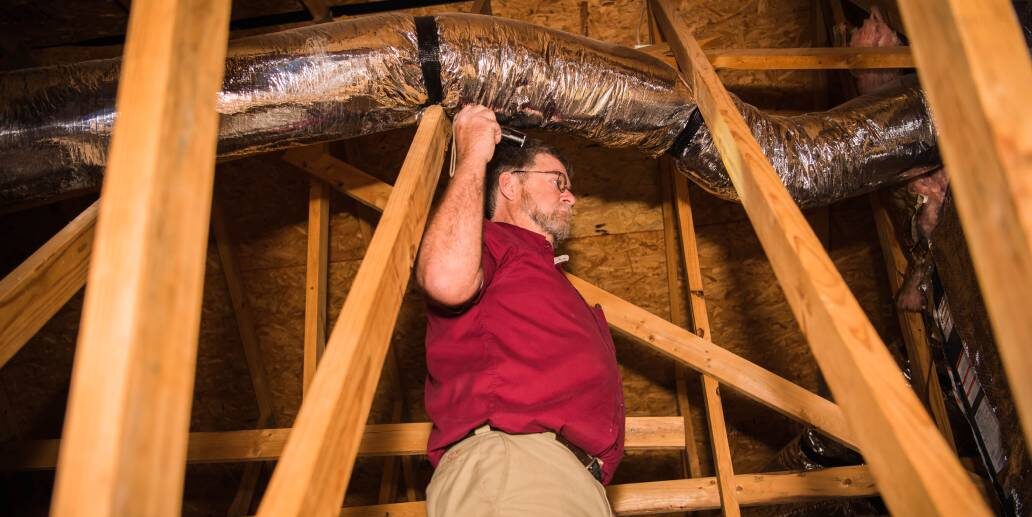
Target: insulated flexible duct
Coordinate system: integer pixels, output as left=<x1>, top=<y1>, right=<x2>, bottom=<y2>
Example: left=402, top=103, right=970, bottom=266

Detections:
left=0, top=13, right=938, bottom=210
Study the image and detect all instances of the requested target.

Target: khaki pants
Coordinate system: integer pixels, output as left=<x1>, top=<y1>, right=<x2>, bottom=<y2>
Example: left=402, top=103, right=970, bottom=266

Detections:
left=426, top=427, right=613, bottom=517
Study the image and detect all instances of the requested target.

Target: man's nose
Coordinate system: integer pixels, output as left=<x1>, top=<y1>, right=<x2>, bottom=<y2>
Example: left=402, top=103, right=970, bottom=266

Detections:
left=561, top=189, right=576, bottom=206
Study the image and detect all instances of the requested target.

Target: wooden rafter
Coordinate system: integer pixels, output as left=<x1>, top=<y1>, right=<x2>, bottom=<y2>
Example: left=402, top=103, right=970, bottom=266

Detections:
left=303, top=176, right=331, bottom=396
left=212, top=201, right=275, bottom=425
left=658, top=162, right=704, bottom=480
left=895, top=0, right=1032, bottom=454
left=826, top=0, right=860, bottom=100
left=869, top=193, right=956, bottom=448
left=470, top=0, right=492, bottom=16
left=0, top=200, right=96, bottom=369
left=649, top=0, right=989, bottom=514
left=49, top=0, right=232, bottom=514
left=283, top=141, right=856, bottom=448
left=638, top=44, right=914, bottom=70
left=667, top=164, right=739, bottom=515
left=337, top=465, right=877, bottom=516
left=347, top=171, right=421, bottom=504
left=256, top=106, right=451, bottom=516
left=1, top=416, right=693, bottom=470
left=283, top=149, right=392, bottom=212
left=377, top=347, right=415, bottom=503
left=810, top=0, right=830, bottom=110
left=649, top=16, right=707, bottom=501
left=570, top=274, right=856, bottom=448
left=211, top=199, right=277, bottom=516
left=298, top=0, right=332, bottom=22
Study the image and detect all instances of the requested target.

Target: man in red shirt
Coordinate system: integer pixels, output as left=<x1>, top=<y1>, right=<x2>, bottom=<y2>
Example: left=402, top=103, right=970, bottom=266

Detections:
left=416, top=105, right=625, bottom=516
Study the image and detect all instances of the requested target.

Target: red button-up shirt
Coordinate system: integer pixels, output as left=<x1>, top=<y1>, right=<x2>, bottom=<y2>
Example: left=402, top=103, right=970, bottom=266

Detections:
left=424, top=220, right=625, bottom=484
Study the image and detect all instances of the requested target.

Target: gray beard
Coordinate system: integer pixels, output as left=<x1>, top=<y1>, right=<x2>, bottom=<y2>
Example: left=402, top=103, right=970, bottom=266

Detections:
left=521, top=190, right=572, bottom=245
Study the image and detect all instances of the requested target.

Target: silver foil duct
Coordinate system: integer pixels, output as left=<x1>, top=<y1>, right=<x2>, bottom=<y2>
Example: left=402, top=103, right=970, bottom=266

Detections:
left=673, top=75, right=940, bottom=207
left=1, top=12, right=938, bottom=211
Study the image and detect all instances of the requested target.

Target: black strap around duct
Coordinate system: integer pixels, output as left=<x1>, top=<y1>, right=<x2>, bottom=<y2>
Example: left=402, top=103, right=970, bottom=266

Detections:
left=666, top=108, right=705, bottom=158
left=414, top=16, right=444, bottom=106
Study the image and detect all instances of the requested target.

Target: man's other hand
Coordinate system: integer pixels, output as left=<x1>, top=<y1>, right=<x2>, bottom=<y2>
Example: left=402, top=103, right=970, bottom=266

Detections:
left=454, top=105, right=502, bottom=167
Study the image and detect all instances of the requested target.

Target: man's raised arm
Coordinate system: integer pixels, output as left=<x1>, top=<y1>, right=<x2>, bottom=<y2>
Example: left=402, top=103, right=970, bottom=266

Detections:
left=416, top=105, right=501, bottom=307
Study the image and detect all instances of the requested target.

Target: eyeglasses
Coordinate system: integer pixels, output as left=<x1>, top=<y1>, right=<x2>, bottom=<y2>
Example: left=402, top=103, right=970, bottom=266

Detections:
left=510, top=170, right=571, bottom=193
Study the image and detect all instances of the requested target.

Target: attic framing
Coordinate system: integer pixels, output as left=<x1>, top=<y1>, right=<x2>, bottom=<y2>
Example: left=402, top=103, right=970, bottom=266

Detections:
left=0, top=0, right=1029, bottom=515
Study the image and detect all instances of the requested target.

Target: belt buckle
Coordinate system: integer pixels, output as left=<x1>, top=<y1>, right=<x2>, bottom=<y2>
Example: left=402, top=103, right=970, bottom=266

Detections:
left=586, top=457, right=603, bottom=482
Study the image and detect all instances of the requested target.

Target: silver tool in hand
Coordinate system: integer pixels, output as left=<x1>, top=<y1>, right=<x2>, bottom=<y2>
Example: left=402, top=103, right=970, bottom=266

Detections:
left=500, top=127, right=527, bottom=148
left=450, top=126, right=528, bottom=178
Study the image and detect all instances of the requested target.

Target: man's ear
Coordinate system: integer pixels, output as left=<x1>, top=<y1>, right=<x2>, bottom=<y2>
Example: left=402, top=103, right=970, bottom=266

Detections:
left=498, top=171, right=519, bottom=201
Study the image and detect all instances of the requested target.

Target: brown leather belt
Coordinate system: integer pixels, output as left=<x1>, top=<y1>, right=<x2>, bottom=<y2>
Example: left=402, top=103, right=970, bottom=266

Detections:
left=556, top=434, right=604, bottom=483
left=467, top=426, right=603, bottom=482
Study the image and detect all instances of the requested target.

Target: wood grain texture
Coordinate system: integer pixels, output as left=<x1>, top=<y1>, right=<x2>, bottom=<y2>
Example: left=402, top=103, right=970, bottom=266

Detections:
left=256, top=106, right=451, bottom=517
left=869, top=193, right=955, bottom=449
left=649, top=1, right=990, bottom=514
left=283, top=147, right=392, bottom=212
left=299, top=0, right=331, bottom=22
left=470, top=0, right=492, bottom=16
left=670, top=167, right=739, bottom=515
left=896, top=0, right=1032, bottom=456
left=211, top=199, right=276, bottom=516
left=337, top=465, right=877, bottom=516
left=0, top=416, right=692, bottom=470
left=658, top=160, right=704, bottom=480
left=568, top=273, right=855, bottom=448
left=638, top=44, right=913, bottom=70
left=212, top=200, right=275, bottom=424
left=50, top=0, right=232, bottom=514
left=303, top=178, right=330, bottom=396
left=0, top=201, right=96, bottom=369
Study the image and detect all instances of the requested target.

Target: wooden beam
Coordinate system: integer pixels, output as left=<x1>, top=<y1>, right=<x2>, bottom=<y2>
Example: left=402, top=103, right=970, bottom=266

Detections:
left=256, top=106, right=451, bottom=516
left=212, top=200, right=275, bottom=424
left=669, top=167, right=739, bottom=515
left=707, top=46, right=913, bottom=70
left=0, top=417, right=691, bottom=470
left=826, top=0, right=860, bottom=101
left=648, top=1, right=990, bottom=515
left=810, top=0, right=831, bottom=111
left=338, top=465, right=877, bottom=516
left=470, top=0, right=492, bottom=16
left=658, top=161, right=704, bottom=480
left=579, top=1, right=589, bottom=36
left=282, top=148, right=392, bottom=212
left=637, top=44, right=913, bottom=70
left=333, top=175, right=420, bottom=504
left=303, top=177, right=331, bottom=396
left=0, top=200, right=96, bottom=369
left=211, top=199, right=277, bottom=517
left=378, top=343, right=419, bottom=503
left=701, top=376, right=737, bottom=515
left=895, top=0, right=1032, bottom=454
left=298, top=0, right=332, bottom=22
left=869, top=193, right=956, bottom=449
left=568, top=274, right=856, bottom=448
left=49, top=0, right=232, bottom=514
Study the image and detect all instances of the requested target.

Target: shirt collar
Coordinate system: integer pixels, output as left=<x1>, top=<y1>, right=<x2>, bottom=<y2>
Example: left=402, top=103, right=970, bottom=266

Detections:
left=490, top=220, right=555, bottom=256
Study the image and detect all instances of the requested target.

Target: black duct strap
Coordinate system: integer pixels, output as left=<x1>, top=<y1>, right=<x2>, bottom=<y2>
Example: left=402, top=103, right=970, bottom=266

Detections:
left=666, top=108, right=705, bottom=157
left=414, top=16, right=444, bottom=106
